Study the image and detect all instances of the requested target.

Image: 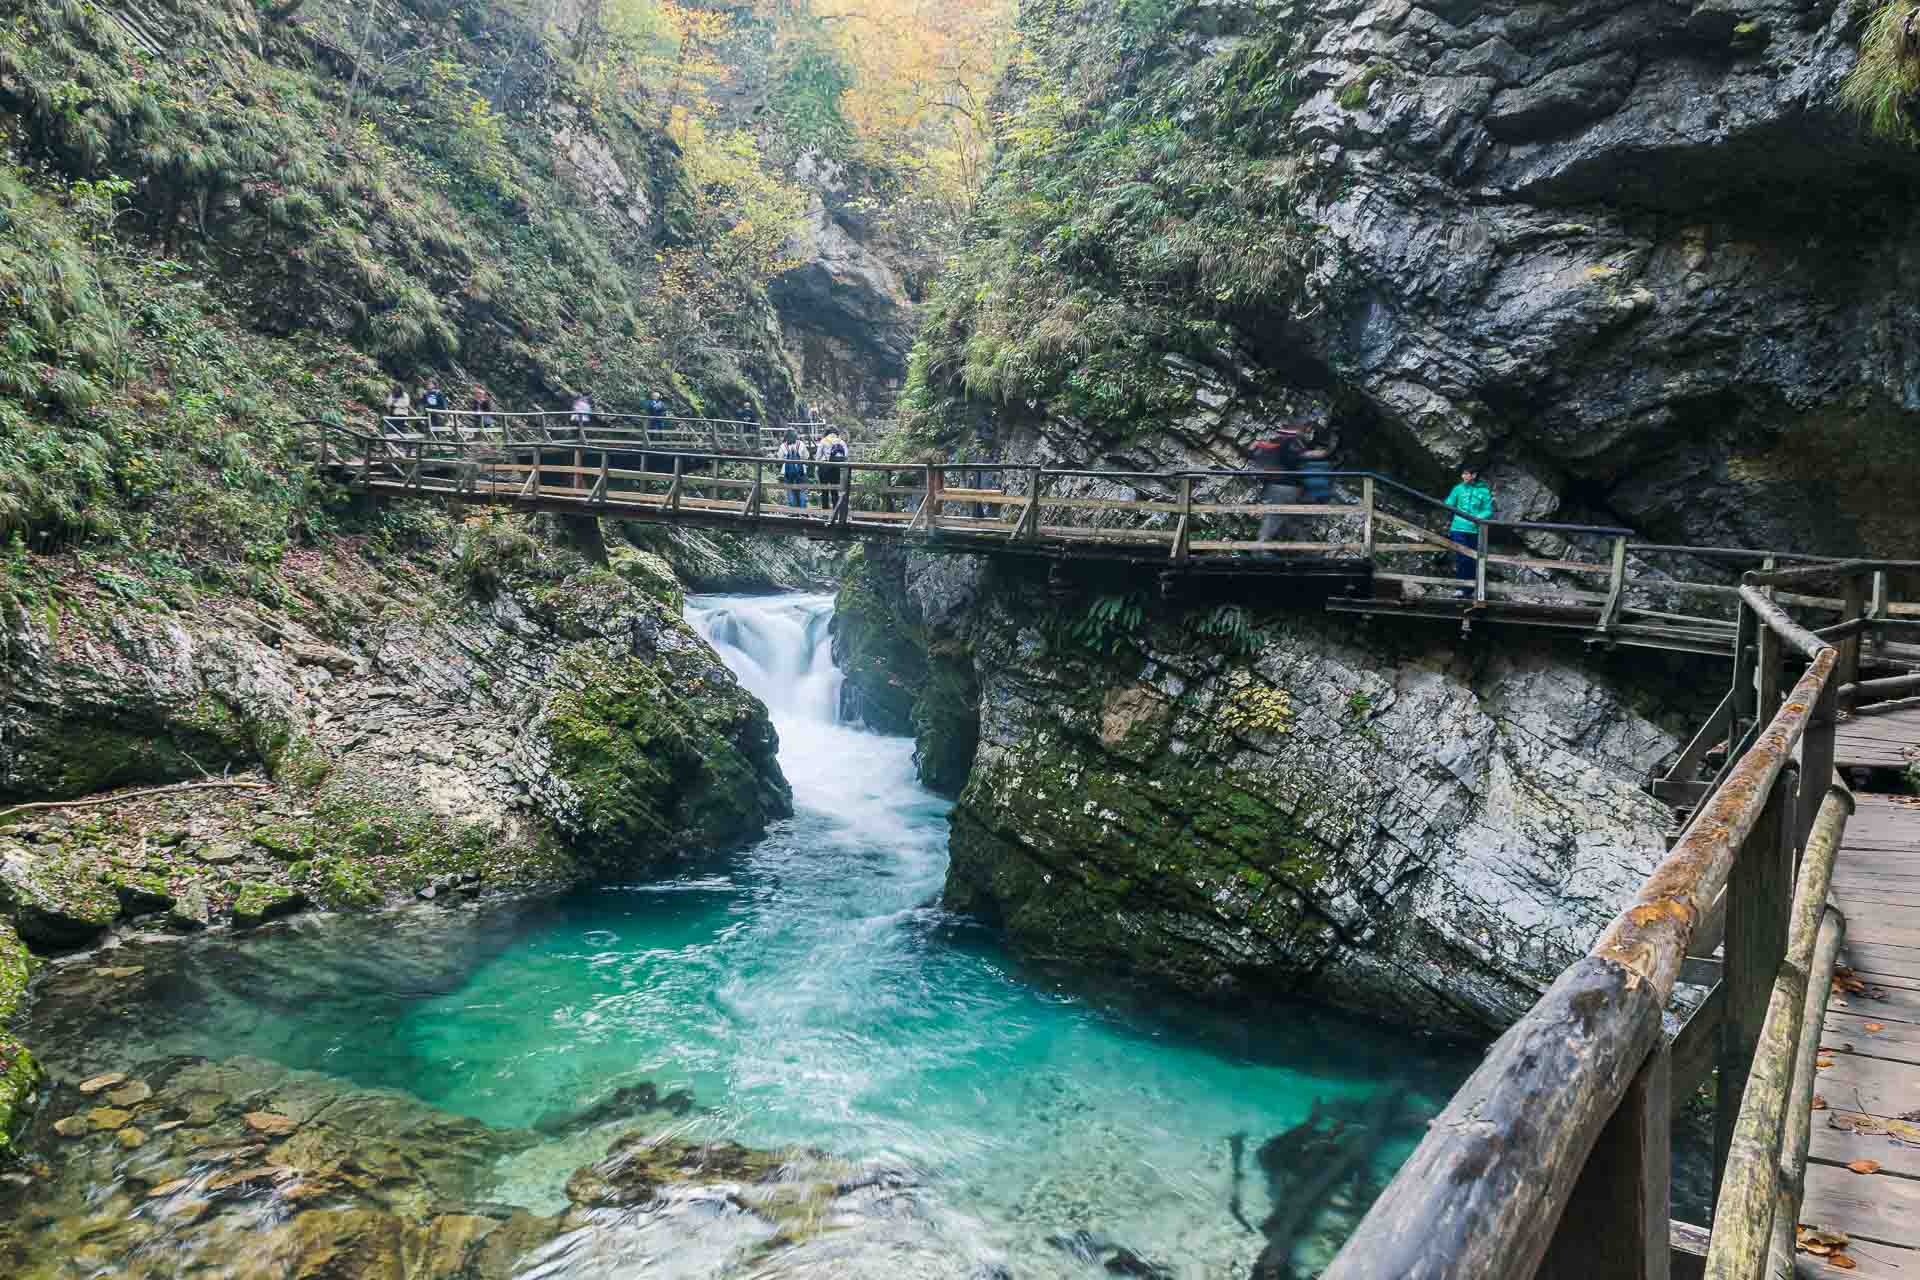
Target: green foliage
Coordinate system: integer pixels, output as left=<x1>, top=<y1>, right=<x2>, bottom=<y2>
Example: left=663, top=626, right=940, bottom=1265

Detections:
left=1337, top=63, right=1389, bottom=110
left=0, top=0, right=807, bottom=565
left=451, top=515, right=542, bottom=600
left=902, top=1, right=1320, bottom=443
left=1842, top=2, right=1920, bottom=142
left=1049, top=589, right=1147, bottom=655
left=1192, top=602, right=1267, bottom=655
left=771, top=37, right=856, bottom=151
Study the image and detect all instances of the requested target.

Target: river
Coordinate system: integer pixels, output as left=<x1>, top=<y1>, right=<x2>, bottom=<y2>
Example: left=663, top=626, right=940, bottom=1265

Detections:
left=9, top=593, right=1471, bottom=1279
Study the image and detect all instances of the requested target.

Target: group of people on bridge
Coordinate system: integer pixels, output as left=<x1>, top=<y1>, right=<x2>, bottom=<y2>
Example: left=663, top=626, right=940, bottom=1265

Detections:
left=1252, top=419, right=1494, bottom=593
left=383, top=381, right=742, bottom=441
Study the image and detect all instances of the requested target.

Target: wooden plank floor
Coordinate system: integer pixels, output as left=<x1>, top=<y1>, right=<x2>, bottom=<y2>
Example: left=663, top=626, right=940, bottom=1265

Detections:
left=1836, top=701, right=1920, bottom=773
left=1799, top=788, right=1920, bottom=1277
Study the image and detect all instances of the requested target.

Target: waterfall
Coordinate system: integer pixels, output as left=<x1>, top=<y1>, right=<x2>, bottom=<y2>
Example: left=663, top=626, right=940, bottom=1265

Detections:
left=685, top=593, right=841, bottom=726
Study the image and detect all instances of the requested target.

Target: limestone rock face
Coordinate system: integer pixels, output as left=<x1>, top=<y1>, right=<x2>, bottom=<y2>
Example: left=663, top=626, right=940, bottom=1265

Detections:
left=1276, top=0, right=1920, bottom=552
left=769, top=150, right=921, bottom=420
left=853, top=554, right=1687, bottom=1035
left=0, top=559, right=790, bottom=919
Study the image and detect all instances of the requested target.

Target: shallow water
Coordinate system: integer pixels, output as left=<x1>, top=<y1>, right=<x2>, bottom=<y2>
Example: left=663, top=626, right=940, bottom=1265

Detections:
left=15, top=593, right=1477, bottom=1278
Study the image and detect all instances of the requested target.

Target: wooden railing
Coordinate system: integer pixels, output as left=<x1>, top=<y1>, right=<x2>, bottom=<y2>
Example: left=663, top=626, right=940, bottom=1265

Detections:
left=377, top=410, right=843, bottom=457
left=1320, top=561, right=1917, bottom=1280
left=309, top=425, right=1920, bottom=655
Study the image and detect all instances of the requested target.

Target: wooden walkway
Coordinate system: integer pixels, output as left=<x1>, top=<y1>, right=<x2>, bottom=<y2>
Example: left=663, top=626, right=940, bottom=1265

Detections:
left=1795, top=706, right=1920, bottom=1277
left=310, top=423, right=1920, bottom=660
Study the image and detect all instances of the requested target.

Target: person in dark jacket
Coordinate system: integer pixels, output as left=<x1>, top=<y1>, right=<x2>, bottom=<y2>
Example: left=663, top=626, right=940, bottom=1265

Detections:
left=420, top=380, right=449, bottom=435
left=1247, top=423, right=1310, bottom=548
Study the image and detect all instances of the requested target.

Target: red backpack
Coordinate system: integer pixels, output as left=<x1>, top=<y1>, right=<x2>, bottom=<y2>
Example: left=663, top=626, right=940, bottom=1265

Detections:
left=1249, top=433, right=1304, bottom=469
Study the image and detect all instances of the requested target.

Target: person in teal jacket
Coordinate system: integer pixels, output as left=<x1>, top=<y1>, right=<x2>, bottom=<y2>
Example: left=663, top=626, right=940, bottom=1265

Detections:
left=1444, top=466, right=1494, bottom=596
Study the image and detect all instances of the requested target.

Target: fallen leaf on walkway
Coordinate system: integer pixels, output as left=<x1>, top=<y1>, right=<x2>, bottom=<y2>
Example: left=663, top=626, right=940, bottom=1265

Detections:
left=1846, top=1159, right=1880, bottom=1175
left=1864, top=1023, right=1884, bottom=1032
left=1829, top=1255, right=1857, bottom=1270
left=1818, top=1057, right=1835, bottom=1069
left=1812, top=1095, right=1829, bottom=1110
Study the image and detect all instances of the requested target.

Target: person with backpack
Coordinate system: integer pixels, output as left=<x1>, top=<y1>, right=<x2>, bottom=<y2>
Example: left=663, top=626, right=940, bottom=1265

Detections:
left=645, top=392, right=667, bottom=439
left=779, top=429, right=809, bottom=509
left=1444, top=464, right=1495, bottom=598
left=815, top=427, right=848, bottom=508
left=384, top=385, right=412, bottom=430
left=421, top=379, right=449, bottom=435
left=1298, top=423, right=1339, bottom=505
left=1247, top=423, right=1310, bottom=551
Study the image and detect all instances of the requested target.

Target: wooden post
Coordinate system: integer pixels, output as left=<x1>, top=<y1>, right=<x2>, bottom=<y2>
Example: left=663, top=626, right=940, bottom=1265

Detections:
left=1709, top=786, right=1849, bottom=1280
left=746, top=459, right=763, bottom=522
left=1360, top=476, right=1376, bottom=563
left=925, top=464, right=941, bottom=532
left=1021, top=466, right=1042, bottom=541
left=1171, top=475, right=1193, bottom=565
left=1765, top=907, right=1846, bottom=1280
left=1755, top=615, right=1782, bottom=729
left=1714, top=765, right=1796, bottom=1202
left=1474, top=520, right=1489, bottom=603
left=668, top=453, right=683, bottom=515
left=1728, top=596, right=1757, bottom=757
left=1870, top=569, right=1889, bottom=662
left=1797, top=677, right=1838, bottom=849
left=1600, top=535, right=1629, bottom=633
left=1537, top=1046, right=1672, bottom=1280
left=1836, top=571, right=1866, bottom=689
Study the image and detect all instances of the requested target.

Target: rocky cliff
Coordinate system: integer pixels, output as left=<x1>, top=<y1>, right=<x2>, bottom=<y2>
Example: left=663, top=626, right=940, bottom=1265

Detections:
left=841, top=547, right=1692, bottom=1034
left=905, top=0, right=1920, bottom=553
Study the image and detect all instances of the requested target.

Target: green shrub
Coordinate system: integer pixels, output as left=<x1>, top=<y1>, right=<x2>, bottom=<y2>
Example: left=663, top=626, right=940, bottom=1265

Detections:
left=1842, top=2, right=1920, bottom=141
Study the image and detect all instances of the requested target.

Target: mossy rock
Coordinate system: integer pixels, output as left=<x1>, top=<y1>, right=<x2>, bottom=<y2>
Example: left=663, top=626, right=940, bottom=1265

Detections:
left=230, top=881, right=306, bottom=928
left=0, top=846, right=121, bottom=946
left=109, top=870, right=176, bottom=914
left=0, top=1032, right=40, bottom=1157
left=249, top=825, right=309, bottom=860
left=609, top=550, right=684, bottom=611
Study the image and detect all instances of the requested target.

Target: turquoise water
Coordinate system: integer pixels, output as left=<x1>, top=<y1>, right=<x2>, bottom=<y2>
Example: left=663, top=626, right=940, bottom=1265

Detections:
left=19, top=594, right=1473, bottom=1278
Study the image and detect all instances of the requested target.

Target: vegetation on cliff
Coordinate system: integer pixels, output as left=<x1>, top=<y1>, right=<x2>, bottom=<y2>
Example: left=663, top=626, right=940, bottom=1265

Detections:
left=901, top=0, right=1319, bottom=443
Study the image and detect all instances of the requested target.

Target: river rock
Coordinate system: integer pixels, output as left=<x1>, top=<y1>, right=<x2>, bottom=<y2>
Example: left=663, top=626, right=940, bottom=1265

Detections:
left=86, top=1107, right=132, bottom=1130
left=53, top=1115, right=90, bottom=1137
left=115, top=1126, right=147, bottom=1149
left=168, top=883, right=211, bottom=931
left=243, top=1111, right=297, bottom=1136
left=230, top=883, right=304, bottom=928
left=77, top=1072, right=127, bottom=1095
left=106, top=1081, right=152, bottom=1107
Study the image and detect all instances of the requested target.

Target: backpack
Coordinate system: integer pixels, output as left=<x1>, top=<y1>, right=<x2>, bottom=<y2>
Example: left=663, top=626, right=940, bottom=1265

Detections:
left=826, top=440, right=847, bottom=462
left=1249, top=435, right=1303, bottom=469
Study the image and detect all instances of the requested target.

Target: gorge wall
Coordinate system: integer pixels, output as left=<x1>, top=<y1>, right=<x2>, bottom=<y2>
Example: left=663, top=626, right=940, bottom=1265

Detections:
left=838, top=546, right=1695, bottom=1033
left=839, top=0, right=1920, bottom=1030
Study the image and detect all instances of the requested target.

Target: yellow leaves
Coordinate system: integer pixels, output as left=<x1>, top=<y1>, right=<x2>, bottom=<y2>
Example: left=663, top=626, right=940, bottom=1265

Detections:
left=1845, top=1159, right=1881, bottom=1175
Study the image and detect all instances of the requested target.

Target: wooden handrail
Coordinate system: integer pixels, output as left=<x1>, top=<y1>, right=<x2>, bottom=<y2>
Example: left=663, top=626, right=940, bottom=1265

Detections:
left=1704, top=785, right=1851, bottom=1280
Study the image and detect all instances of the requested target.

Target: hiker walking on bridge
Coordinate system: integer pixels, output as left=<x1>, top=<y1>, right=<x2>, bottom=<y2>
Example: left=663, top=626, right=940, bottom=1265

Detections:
left=384, top=385, right=411, bottom=427
left=645, top=391, right=667, bottom=438
left=1247, top=422, right=1310, bottom=551
left=779, top=429, right=809, bottom=509
left=1444, top=465, right=1494, bottom=596
left=816, top=427, right=848, bottom=509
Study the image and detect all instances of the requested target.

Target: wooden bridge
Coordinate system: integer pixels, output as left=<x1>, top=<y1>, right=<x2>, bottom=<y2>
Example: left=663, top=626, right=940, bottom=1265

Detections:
left=1321, top=561, right=1920, bottom=1280
left=313, top=422, right=1920, bottom=662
